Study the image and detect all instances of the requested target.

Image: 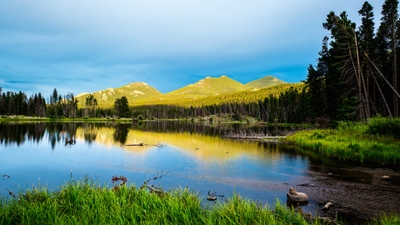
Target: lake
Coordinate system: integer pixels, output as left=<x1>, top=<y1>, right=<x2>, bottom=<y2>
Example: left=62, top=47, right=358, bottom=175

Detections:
left=1, top=121, right=399, bottom=222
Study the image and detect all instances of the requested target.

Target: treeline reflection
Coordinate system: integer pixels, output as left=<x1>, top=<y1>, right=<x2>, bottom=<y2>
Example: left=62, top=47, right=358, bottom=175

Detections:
left=0, top=121, right=298, bottom=148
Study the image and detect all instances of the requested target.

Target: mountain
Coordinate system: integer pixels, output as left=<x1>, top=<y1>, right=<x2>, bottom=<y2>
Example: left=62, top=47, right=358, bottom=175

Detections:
left=245, top=75, right=286, bottom=89
left=76, top=82, right=162, bottom=107
left=162, top=75, right=249, bottom=99
left=76, top=75, right=288, bottom=107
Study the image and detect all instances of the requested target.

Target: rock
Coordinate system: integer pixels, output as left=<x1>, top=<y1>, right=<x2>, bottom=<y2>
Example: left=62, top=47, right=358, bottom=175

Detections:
left=207, top=196, right=217, bottom=201
left=322, top=201, right=333, bottom=211
left=287, top=187, right=308, bottom=203
left=207, top=190, right=217, bottom=201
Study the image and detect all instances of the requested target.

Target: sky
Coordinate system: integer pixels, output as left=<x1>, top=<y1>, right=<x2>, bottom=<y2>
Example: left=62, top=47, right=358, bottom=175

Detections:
left=0, top=0, right=384, bottom=99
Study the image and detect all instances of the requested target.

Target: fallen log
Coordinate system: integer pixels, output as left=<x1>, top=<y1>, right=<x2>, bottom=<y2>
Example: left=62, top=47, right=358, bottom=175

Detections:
left=223, top=133, right=288, bottom=140
left=322, top=202, right=333, bottom=211
left=125, top=143, right=144, bottom=146
left=145, top=185, right=166, bottom=195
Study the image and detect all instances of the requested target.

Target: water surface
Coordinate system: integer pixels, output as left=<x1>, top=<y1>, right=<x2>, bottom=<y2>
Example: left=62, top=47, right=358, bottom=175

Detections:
left=1, top=121, right=399, bottom=222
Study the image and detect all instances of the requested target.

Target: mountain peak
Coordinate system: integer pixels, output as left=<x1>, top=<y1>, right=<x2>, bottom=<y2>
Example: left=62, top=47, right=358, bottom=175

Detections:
left=76, top=75, right=288, bottom=107
left=245, top=75, right=286, bottom=89
left=165, top=75, right=247, bottom=99
left=76, top=82, right=162, bottom=107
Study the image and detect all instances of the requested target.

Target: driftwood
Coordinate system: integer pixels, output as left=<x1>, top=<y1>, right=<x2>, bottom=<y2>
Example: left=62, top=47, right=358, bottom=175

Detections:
left=322, top=202, right=333, bottom=211
left=145, top=185, right=166, bottom=195
left=5, top=188, right=16, bottom=198
left=207, top=190, right=224, bottom=201
left=223, top=131, right=288, bottom=140
left=125, top=143, right=144, bottom=146
left=139, top=170, right=170, bottom=195
left=125, top=143, right=166, bottom=148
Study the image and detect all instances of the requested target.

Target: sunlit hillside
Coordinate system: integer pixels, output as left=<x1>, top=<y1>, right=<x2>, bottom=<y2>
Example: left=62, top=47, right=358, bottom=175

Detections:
left=76, top=82, right=162, bottom=108
left=245, top=75, right=286, bottom=89
left=164, top=75, right=248, bottom=97
left=75, top=75, right=300, bottom=108
left=134, top=83, right=304, bottom=107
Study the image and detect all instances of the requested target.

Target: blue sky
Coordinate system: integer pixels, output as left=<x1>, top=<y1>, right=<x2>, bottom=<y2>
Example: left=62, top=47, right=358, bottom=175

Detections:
left=0, top=0, right=383, bottom=99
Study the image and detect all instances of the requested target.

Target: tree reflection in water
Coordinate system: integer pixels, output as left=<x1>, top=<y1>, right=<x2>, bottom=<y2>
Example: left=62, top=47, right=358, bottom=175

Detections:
left=113, top=124, right=129, bottom=145
left=83, top=123, right=98, bottom=145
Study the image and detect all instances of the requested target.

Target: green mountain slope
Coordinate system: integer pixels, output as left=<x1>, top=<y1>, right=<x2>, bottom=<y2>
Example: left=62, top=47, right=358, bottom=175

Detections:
left=245, top=75, right=286, bottom=89
left=165, top=75, right=248, bottom=97
left=76, top=75, right=295, bottom=108
left=135, top=83, right=303, bottom=107
left=76, top=82, right=162, bottom=107
left=133, top=75, right=250, bottom=106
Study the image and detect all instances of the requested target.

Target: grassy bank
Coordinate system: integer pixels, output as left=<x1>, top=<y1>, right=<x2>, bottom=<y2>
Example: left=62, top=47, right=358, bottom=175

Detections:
left=286, top=118, right=400, bottom=165
left=1, top=179, right=399, bottom=225
left=0, top=179, right=318, bottom=225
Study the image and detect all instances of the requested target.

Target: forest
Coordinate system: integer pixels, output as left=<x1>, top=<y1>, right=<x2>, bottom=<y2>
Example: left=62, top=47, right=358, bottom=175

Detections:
left=1, top=0, right=399, bottom=127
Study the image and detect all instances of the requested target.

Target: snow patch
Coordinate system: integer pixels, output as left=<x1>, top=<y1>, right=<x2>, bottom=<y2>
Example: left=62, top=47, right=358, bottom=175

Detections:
left=131, top=90, right=145, bottom=97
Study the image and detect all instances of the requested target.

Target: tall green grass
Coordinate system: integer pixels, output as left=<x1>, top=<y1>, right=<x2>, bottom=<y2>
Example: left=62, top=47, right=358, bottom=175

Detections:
left=0, top=178, right=320, bottom=225
left=287, top=118, right=400, bottom=165
left=1, top=178, right=399, bottom=224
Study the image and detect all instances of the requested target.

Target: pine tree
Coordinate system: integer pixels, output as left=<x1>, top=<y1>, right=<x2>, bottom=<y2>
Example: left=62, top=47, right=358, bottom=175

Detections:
left=377, top=0, right=399, bottom=117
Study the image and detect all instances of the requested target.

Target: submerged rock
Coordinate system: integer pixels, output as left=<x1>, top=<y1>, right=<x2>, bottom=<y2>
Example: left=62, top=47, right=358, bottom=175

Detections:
left=287, top=187, right=308, bottom=203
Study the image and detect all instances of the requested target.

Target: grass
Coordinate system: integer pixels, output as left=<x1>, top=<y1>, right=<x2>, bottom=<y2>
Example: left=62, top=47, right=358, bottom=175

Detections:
left=1, top=178, right=399, bottom=224
left=286, top=118, right=400, bottom=165
left=0, top=177, right=322, bottom=225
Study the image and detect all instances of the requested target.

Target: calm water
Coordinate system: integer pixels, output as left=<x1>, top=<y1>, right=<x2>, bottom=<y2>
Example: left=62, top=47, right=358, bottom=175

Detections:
left=1, top=121, right=399, bottom=221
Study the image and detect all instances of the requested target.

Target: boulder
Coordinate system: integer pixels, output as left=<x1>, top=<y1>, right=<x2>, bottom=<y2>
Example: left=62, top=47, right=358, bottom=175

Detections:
left=287, top=187, right=308, bottom=203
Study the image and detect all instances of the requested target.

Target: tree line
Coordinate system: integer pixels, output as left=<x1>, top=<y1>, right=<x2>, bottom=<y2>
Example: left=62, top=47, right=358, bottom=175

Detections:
left=304, top=0, right=400, bottom=122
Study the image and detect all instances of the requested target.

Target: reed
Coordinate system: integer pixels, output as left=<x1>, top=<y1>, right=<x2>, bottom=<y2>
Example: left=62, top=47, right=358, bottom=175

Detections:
left=0, top=178, right=322, bottom=225
left=1, top=178, right=399, bottom=224
left=287, top=120, right=400, bottom=165
left=368, top=214, right=400, bottom=225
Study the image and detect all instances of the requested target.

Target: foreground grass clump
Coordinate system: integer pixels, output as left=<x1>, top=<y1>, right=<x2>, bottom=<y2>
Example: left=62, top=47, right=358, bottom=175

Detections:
left=287, top=118, right=400, bottom=165
left=0, top=180, right=318, bottom=225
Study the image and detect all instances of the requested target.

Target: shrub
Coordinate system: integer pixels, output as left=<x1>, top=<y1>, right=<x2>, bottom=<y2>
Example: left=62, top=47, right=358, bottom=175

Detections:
left=366, top=117, right=400, bottom=139
left=311, top=131, right=325, bottom=139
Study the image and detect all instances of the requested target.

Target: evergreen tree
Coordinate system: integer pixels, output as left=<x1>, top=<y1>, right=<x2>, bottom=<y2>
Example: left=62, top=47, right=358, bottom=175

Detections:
left=85, top=94, right=98, bottom=117
left=51, top=88, right=58, bottom=104
left=377, top=0, right=399, bottom=117
left=114, top=96, right=130, bottom=118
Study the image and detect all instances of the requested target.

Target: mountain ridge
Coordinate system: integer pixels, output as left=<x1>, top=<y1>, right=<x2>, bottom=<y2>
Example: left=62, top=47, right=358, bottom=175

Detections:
left=76, top=75, right=288, bottom=107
